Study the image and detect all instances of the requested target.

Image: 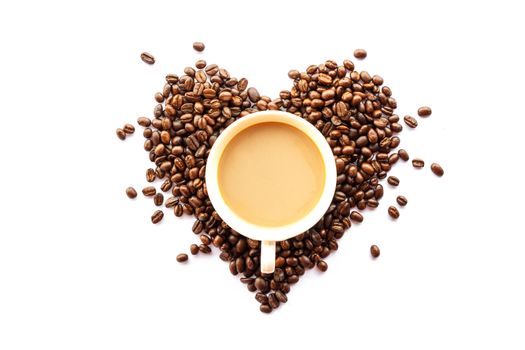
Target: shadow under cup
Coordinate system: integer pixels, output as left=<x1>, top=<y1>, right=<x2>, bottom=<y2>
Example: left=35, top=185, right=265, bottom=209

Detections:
left=206, top=111, right=336, bottom=273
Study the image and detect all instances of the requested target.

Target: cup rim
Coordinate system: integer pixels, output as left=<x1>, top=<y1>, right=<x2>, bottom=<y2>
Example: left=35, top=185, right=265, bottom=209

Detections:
left=205, top=110, right=336, bottom=242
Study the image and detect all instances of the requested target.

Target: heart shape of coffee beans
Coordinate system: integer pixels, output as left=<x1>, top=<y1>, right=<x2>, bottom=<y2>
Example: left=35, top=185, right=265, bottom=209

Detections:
left=131, top=58, right=402, bottom=313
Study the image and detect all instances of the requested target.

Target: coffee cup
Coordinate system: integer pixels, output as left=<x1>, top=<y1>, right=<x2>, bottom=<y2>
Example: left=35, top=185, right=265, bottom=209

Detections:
left=206, top=111, right=336, bottom=273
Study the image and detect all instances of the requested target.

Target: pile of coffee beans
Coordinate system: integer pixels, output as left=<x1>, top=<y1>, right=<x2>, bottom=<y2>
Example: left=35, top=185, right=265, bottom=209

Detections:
left=118, top=49, right=444, bottom=313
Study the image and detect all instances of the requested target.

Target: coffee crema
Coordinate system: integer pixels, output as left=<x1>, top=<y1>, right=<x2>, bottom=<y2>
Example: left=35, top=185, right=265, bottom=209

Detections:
left=218, top=122, right=325, bottom=227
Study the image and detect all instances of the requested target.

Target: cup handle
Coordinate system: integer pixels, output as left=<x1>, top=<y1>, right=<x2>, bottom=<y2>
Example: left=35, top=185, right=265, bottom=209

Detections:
left=260, top=240, right=276, bottom=274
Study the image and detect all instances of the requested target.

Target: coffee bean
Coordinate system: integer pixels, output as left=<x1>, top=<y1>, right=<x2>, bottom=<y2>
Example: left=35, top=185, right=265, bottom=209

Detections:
left=254, top=277, right=266, bottom=291
left=388, top=206, right=400, bottom=219
left=176, top=253, right=188, bottom=263
left=268, top=293, right=280, bottom=309
left=387, top=176, right=400, bottom=186
left=247, top=87, right=260, bottom=102
left=350, top=211, right=363, bottom=223
left=126, top=187, right=137, bottom=199
left=370, top=245, right=380, bottom=258
left=142, top=186, right=156, bottom=196
left=255, top=292, right=268, bottom=304
left=275, top=290, right=288, bottom=303
left=199, top=244, right=211, bottom=254
left=398, top=149, right=409, bottom=161
left=140, top=52, right=155, bottom=65
left=353, top=49, right=367, bottom=59
left=153, top=193, right=164, bottom=206
left=146, top=168, right=156, bottom=182
left=137, top=117, right=151, bottom=127
left=412, top=158, right=425, bottom=168
left=403, top=115, right=418, bottom=128
left=192, top=42, right=205, bottom=52
left=260, top=304, right=272, bottom=314
left=316, top=260, right=328, bottom=272
left=431, top=163, right=444, bottom=177
left=190, top=244, right=199, bottom=255
left=164, top=197, right=178, bottom=208
left=396, top=195, right=408, bottom=206
left=151, top=210, right=163, bottom=224
left=116, top=128, right=126, bottom=140
left=418, top=106, right=432, bottom=117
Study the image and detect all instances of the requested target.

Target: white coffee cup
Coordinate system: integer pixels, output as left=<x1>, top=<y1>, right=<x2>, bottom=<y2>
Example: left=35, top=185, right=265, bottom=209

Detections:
left=206, top=111, right=336, bottom=273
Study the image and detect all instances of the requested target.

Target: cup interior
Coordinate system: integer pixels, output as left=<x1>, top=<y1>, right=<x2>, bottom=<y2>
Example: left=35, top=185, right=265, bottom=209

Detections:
left=205, top=111, right=336, bottom=242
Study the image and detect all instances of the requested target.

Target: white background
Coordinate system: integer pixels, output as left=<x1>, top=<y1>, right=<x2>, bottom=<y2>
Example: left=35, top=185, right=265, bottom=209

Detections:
left=1, top=0, right=524, bottom=349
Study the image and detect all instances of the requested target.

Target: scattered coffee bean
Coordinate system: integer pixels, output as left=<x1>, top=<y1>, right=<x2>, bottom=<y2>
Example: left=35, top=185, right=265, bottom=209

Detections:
left=316, top=260, right=328, bottom=272
left=260, top=304, right=272, bottom=314
left=388, top=206, right=400, bottom=219
left=412, top=158, right=425, bottom=168
left=145, top=168, right=156, bottom=182
left=123, top=123, right=135, bottom=134
left=153, top=193, right=164, bottom=206
left=370, top=245, right=380, bottom=258
left=116, top=128, right=126, bottom=140
left=350, top=211, right=363, bottom=223
left=199, top=244, right=211, bottom=254
left=353, top=49, right=367, bottom=59
left=151, top=210, right=164, bottom=224
left=396, top=195, right=408, bottom=206
left=398, top=149, right=409, bottom=161
left=126, top=187, right=137, bottom=199
left=142, top=186, right=156, bottom=196
left=403, top=115, right=418, bottom=128
left=137, top=117, right=151, bottom=127
left=190, top=244, right=199, bottom=255
left=418, top=106, right=432, bottom=117
left=387, top=176, right=400, bottom=186
left=140, top=52, right=155, bottom=65
left=431, top=163, right=444, bottom=177
left=176, top=253, right=188, bottom=263
left=193, top=42, right=205, bottom=52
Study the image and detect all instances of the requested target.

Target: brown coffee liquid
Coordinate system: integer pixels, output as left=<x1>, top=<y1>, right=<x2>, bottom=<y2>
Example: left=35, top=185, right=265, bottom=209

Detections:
left=218, top=122, right=325, bottom=227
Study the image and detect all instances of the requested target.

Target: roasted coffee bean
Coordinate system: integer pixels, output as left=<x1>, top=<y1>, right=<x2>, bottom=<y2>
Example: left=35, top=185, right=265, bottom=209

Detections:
left=387, top=176, right=400, bottom=186
left=199, top=244, right=211, bottom=254
left=192, top=42, right=205, bottom=52
left=142, top=186, right=156, bottom=196
left=268, top=293, right=280, bottom=309
left=146, top=168, right=156, bottom=182
left=316, top=260, right=328, bottom=272
left=126, top=187, right=137, bottom=199
left=260, top=304, right=272, bottom=314
left=140, top=52, right=155, bottom=65
left=255, top=292, right=268, bottom=304
left=388, top=206, right=400, bottom=219
left=396, top=195, right=408, bottom=206
left=165, top=196, right=178, bottom=208
left=151, top=210, right=163, bottom=224
left=350, top=211, right=363, bottom=223
left=247, top=87, right=260, bottom=102
left=431, top=163, right=444, bottom=177
left=123, top=123, right=135, bottom=134
left=275, top=290, right=288, bottom=303
left=116, top=128, right=126, bottom=140
left=153, top=193, right=164, bottom=206
left=353, top=49, right=367, bottom=59
left=255, top=277, right=267, bottom=291
left=398, top=149, right=409, bottom=161
left=137, top=117, right=151, bottom=127
left=418, top=106, right=432, bottom=117
left=176, top=253, right=188, bottom=263
left=404, top=115, right=418, bottom=128
left=190, top=244, right=199, bottom=255
left=370, top=245, right=380, bottom=258
left=412, top=158, right=425, bottom=168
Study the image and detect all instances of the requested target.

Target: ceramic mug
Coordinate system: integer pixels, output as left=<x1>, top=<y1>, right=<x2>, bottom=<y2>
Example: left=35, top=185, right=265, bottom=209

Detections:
left=206, top=111, right=336, bottom=273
